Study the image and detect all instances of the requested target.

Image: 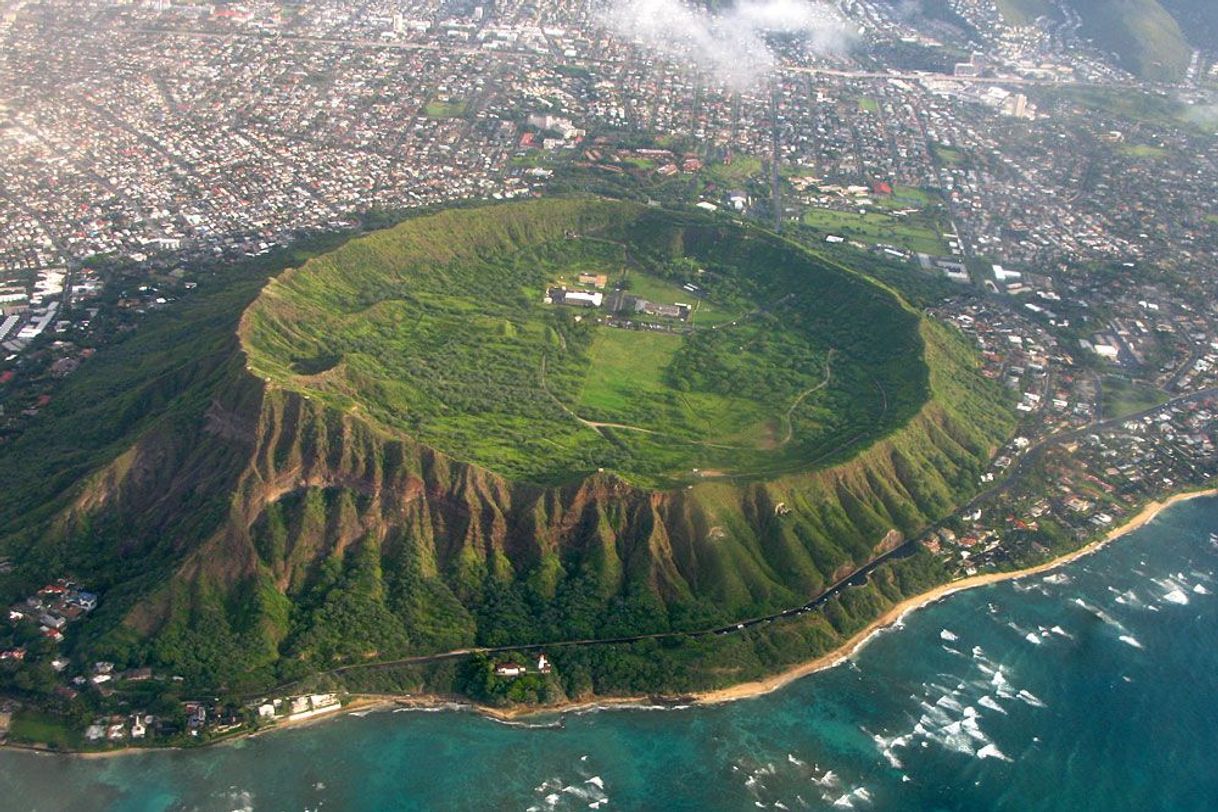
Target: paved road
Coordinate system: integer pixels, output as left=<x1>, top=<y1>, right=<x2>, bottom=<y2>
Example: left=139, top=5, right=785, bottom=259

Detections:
left=781, top=65, right=1144, bottom=90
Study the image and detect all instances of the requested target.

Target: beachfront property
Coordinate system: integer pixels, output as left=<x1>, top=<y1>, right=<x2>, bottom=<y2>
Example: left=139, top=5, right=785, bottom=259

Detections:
left=495, top=653, right=552, bottom=678
left=286, top=693, right=341, bottom=722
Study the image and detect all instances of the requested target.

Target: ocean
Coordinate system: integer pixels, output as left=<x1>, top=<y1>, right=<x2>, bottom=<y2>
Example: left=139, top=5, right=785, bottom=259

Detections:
left=3, top=495, right=1218, bottom=811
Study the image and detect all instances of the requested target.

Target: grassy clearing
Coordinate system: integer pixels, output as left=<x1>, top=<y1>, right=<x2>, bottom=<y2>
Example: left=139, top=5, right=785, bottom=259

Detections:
left=579, top=328, right=684, bottom=415
left=1101, top=376, right=1168, bottom=420
left=9, top=710, right=79, bottom=748
left=704, top=156, right=763, bottom=186
left=423, top=99, right=467, bottom=119
left=1117, top=143, right=1169, bottom=159
left=892, top=185, right=935, bottom=206
left=930, top=143, right=967, bottom=167
left=858, top=97, right=880, bottom=113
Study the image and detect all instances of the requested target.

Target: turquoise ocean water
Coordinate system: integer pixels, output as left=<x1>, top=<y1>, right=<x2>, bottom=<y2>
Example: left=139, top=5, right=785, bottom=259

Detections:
left=4, top=495, right=1218, bottom=811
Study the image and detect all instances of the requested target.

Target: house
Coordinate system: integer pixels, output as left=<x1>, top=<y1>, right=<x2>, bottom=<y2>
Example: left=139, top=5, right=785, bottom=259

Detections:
left=536, top=654, right=551, bottom=674
left=494, top=663, right=526, bottom=678
left=38, top=613, right=66, bottom=630
left=577, top=273, right=608, bottom=289
left=184, top=702, right=207, bottom=730
left=57, top=604, right=85, bottom=622
left=130, top=718, right=146, bottom=739
left=69, top=592, right=98, bottom=612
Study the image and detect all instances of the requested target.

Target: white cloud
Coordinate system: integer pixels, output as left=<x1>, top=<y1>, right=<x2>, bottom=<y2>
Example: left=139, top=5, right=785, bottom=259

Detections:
left=600, top=0, right=855, bottom=89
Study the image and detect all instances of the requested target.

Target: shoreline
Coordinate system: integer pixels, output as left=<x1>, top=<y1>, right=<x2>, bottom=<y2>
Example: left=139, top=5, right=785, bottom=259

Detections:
left=688, top=486, right=1218, bottom=706
left=357, top=487, right=1218, bottom=721
left=7, top=487, right=1214, bottom=756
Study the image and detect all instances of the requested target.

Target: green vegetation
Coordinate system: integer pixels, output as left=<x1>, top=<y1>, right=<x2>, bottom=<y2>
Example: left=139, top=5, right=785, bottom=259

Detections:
left=999, top=1, right=1192, bottom=80
left=423, top=99, right=467, bottom=119
left=1160, top=0, right=1218, bottom=47
left=616, top=268, right=743, bottom=328
left=930, top=143, right=967, bottom=167
left=245, top=200, right=930, bottom=487
left=1071, top=0, right=1190, bottom=81
left=1052, top=87, right=1183, bottom=126
left=552, top=64, right=591, bottom=79
left=1101, top=375, right=1169, bottom=419
left=703, top=156, right=763, bottom=186
left=0, top=197, right=1015, bottom=705
left=802, top=208, right=950, bottom=255
left=888, top=185, right=936, bottom=208
left=857, top=97, right=880, bottom=114
left=336, top=546, right=956, bottom=703
left=9, top=709, right=79, bottom=749
left=1117, top=143, right=1170, bottom=159
left=996, top=0, right=1056, bottom=24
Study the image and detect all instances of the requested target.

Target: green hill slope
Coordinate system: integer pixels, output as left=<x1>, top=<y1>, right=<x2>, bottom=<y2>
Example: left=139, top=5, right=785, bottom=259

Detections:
left=0, top=200, right=1016, bottom=699
left=998, top=0, right=1191, bottom=81
left=1158, top=0, right=1218, bottom=49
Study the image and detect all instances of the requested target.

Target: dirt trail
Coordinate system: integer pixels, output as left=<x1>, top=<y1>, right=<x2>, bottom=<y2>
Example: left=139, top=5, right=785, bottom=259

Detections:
left=778, top=349, right=835, bottom=447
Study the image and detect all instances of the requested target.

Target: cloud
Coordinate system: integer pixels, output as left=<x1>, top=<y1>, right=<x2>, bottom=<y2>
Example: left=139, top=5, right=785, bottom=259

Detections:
left=600, top=0, right=855, bottom=89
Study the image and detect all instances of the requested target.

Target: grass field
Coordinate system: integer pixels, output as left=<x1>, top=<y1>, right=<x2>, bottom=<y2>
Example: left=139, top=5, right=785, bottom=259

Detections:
left=423, top=99, right=467, bottom=119
left=579, top=328, right=683, bottom=416
left=9, top=710, right=78, bottom=748
left=1102, top=375, right=1169, bottom=420
left=802, top=207, right=950, bottom=255
left=244, top=200, right=929, bottom=487
left=1117, top=143, right=1170, bottom=159
left=704, top=156, right=763, bottom=186
left=890, top=185, right=936, bottom=206
left=930, top=143, right=967, bottom=167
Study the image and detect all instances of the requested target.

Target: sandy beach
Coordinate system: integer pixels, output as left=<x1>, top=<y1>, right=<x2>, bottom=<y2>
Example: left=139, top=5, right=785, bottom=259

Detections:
left=48, top=696, right=396, bottom=760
